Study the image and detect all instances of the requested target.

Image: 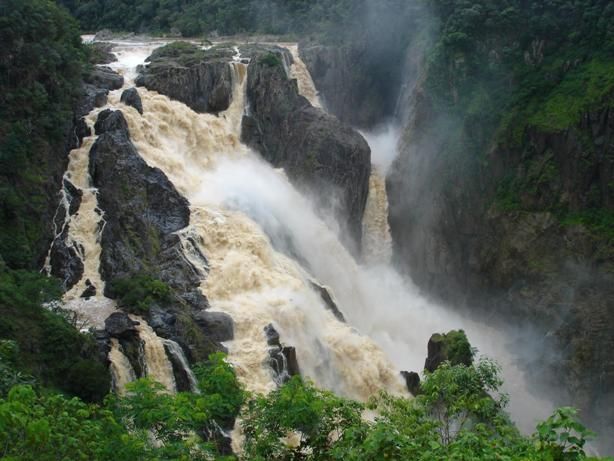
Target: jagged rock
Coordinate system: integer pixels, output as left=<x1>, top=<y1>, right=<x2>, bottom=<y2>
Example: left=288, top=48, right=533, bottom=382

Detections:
left=120, top=87, right=143, bottom=114
left=309, top=281, right=345, bottom=322
left=148, top=306, right=177, bottom=338
left=194, top=311, right=234, bottom=342
left=79, top=84, right=108, bottom=117
left=242, top=47, right=371, bottom=251
left=401, top=371, right=421, bottom=395
left=80, top=279, right=96, bottom=298
left=264, top=324, right=300, bottom=384
left=94, top=109, right=129, bottom=135
left=264, top=323, right=281, bottom=346
left=136, top=42, right=234, bottom=114
left=85, top=65, right=124, bottom=91
left=88, top=117, right=225, bottom=362
left=75, top=117, right=91, bottom=145
left=299, top=39, right=404, bottom=129
left=282, top=346, right=300, bottom=376
left=104, top=312, right=139, bottom=339
left=49, top=229, right=84, bottom=291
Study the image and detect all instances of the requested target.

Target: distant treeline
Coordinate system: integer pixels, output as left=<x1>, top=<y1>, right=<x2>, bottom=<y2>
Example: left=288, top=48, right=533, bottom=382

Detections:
left=56, top=0, right=366, bottom=37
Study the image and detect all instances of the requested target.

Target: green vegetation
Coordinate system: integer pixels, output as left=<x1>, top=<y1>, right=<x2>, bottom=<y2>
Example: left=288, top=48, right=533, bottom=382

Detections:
left=433, top=329, right=475, bottom=367
left=1, top=353, right=609, bottom=460
left=0, top=0, right=87, bottom=269
left=110, top=275, right=172, bottom=314
left=0, top=265, right=110, bottom=401
left=0, top=353, right=244, bottom=460
left=420, top=0, right=614, bottom=240
left=258, top=52, right=283, bottom=68
left=56, top=0, right=362, bottom=38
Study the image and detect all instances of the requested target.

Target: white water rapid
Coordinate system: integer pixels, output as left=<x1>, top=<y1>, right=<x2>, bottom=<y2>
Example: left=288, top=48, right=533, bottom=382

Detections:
left=59, top=38, right=555, bottom=431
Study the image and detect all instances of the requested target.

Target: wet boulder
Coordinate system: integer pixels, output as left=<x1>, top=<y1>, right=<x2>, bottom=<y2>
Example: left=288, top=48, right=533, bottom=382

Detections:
left=85, top=65, right=124, bottom=91
left=94, top=109, right=129, bottom=135
left=194, top=311, right=234, bottom=342
left=120, top=87, right=143, bottom=115
left=104, top=312, right=139, bottom=339
left=401, top=371, right=421, bottom=395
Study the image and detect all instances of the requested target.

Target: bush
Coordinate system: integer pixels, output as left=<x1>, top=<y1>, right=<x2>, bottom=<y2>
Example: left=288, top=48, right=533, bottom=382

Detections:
left=110, top=275, right=172, bottom=314
left=259, top=52, right=283, bottom=68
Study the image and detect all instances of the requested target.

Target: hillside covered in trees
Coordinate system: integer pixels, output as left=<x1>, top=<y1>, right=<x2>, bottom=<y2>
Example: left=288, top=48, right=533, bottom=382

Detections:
left=0, top=0, right=613, bottom=458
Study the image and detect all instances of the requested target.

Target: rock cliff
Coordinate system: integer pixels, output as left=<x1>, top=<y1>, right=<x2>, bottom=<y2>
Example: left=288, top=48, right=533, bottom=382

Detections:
left=135, top=42, right=235, bottom=114
left=241, top=47, right=371, bottom=251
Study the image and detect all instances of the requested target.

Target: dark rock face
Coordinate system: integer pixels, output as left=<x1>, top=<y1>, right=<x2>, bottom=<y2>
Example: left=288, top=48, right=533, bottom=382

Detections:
left=75, top=117, right=91, bottom=144
left=194, top=311, right=234, bottom=342
left=120, top=87, right=143, bottom=114
left=94, top=109, right=129, bottom=135
left=264, top=323, right=300, bottom=384
left=85, top=65, right=124, bottom=91
left=49, top=179, right=84, bottom=291
left=299, top=40, right=405, bottom=129
left=242, top=48, right=371, bottom=251
left=104, top=312, right=139, bottom=339
left=388, top=77, right=614, bottom=438
left=136, top=42, right=234, bottom=114
left=401, top=371, right=421, bottom=396
left=89, top=110, right=226, bottom=362
left=424, top=330, right=473, bottom=373
left=309, top=280, right=345, bottom=322
left=44, top=67, right=122, bottom=289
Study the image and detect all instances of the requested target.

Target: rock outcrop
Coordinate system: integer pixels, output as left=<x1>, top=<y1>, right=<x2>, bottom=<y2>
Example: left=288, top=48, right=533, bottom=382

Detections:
left=388, top=74, right=614, bottom=439
left=135, top=42, right=234, bottom=114
left=241, top=47, right=371, bottom=251
left=89, top=109, right=227, bottom=361
left=46, top=65, right=124, bottom=294
left=424, top=330, right=473, bottom=373
left=120, top=87, right=143, bottom=114
left=85, top=65, right=124, bottom=91
left=264, top=323, right=300, bottom=384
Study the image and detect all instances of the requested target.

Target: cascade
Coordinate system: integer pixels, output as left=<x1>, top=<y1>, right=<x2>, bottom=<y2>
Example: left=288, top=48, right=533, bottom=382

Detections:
left=116, top=45, right=405, bottom=400
left=57, top=39, right=553, bottom=431
left=134, top=317, right=177, bottom=393
left=280, top=44, right=322, bottom=108
left=163, top=338, right=200, bottom=392
left=109, top=338, right=137, bottom=394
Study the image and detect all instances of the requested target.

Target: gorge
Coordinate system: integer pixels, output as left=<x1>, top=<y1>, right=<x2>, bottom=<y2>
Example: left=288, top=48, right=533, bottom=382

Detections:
left=1, top=0, right=613, bottom=459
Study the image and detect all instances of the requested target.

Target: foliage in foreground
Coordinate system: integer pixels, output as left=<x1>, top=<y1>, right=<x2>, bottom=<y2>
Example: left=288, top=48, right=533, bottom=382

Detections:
left=2, top=349, right=608, bottom=460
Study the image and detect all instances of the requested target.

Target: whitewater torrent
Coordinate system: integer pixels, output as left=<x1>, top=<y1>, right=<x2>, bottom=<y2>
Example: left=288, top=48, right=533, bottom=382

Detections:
left=280, top=43, right=322, bottom=108
left=53, top=38, right=555, bottom=431
left=113, top=44, right=405, bottom=400
left=109, top=338, right=137, bottom=394
left=134, top=317, right=177, bottom=393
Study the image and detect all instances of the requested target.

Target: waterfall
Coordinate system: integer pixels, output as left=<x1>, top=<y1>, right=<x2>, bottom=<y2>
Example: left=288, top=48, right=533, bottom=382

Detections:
left=280, top=44, right=322, bottom=108
left=134, top=318, right=177, bottom=393
left=115, top=45, right=405, bottom=400
left=109, top=338, right=137, bottom=394
left=163, top=339, right=200, bottom=392
left=54, top=40, right=553, bottom=431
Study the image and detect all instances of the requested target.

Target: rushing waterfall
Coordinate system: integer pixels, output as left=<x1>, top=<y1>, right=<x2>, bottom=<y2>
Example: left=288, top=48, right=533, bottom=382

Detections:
left=134, top=318, right=177, bottom=393
left=65, top=40, right=554, bottom=430
left=163, top=339, right=200, bottom=392
left=113, top=45, right=405, bottom=400
left=280, top=44, right=322, bottom=108
left=109, top=338, right=137, bottom=394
